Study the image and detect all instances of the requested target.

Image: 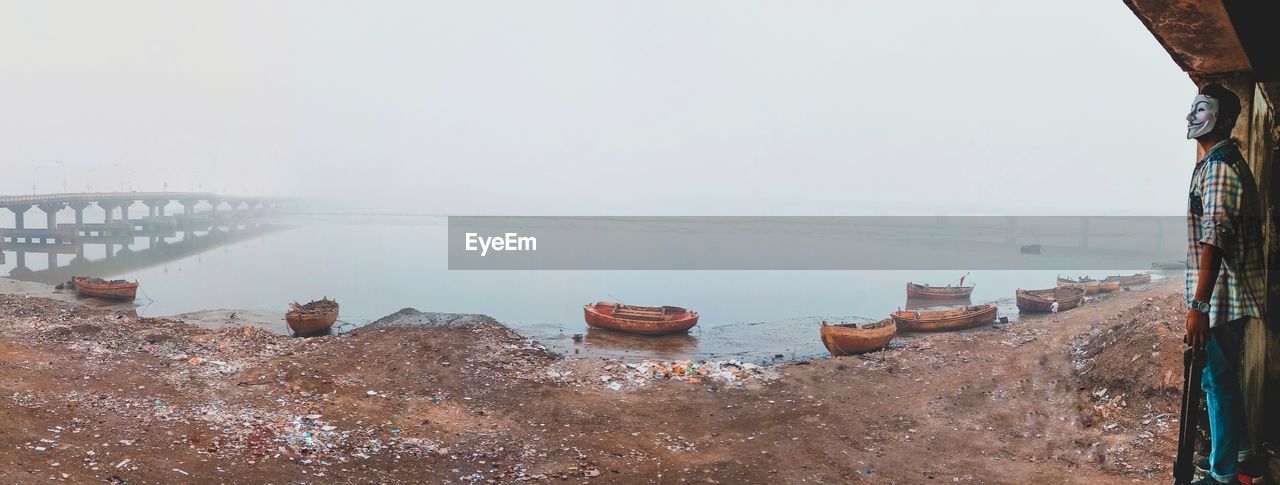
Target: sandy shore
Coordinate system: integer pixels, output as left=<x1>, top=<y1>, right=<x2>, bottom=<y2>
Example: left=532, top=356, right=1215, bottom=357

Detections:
left=0, top=279, right=1184, bottom=483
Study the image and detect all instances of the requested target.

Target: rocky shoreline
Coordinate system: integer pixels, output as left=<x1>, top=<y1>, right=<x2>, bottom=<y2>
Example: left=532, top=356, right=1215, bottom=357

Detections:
left=0, top=279, right=1183, bottom=483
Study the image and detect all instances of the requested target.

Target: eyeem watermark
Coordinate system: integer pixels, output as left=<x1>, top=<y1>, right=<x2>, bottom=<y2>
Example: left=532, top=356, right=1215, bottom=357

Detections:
left=464, top=232, right=537, bottom=256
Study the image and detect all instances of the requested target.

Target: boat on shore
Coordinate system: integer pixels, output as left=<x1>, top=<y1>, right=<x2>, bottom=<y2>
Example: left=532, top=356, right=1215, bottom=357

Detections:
left=583, top=301, right=699, bottom=336
left=820, top=318, right=896, bottom=356
left=1104, top=273, right=1152, bottom=287
left=904, top=296, right=972, bottom=311
left=906, top=282, right=974, bottom=299
left=1015, top=287, right=1086, bottom=313
left=890, top=304, right=997, bottom=332
left=1096, top=280, right=1121, bottom=293
left=1057, top=277, right=1100, bottom=294
left=72, top=276, right=139, bottom=302
left=286, top=298, right=339, bottom=337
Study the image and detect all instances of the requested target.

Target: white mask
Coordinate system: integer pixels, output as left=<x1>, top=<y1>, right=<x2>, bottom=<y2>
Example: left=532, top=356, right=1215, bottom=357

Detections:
left=1186, top=94, right=1219, bottom=140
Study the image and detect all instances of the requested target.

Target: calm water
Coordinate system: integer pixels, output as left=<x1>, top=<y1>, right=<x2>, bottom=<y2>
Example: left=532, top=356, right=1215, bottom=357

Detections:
left=1, top=214, right=1159, bottom=362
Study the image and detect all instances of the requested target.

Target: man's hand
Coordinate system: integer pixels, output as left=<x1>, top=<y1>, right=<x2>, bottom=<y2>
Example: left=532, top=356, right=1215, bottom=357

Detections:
left=1185, top=309, right=1209, bottom=349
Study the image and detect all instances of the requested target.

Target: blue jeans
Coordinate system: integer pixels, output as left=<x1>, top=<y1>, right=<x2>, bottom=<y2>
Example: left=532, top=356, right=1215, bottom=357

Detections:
left=1201, top=318, right=1252, bottom=483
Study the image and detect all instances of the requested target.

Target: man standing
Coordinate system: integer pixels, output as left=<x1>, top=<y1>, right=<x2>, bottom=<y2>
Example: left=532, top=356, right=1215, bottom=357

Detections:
left=1183, top=84, right=1265, bottom=485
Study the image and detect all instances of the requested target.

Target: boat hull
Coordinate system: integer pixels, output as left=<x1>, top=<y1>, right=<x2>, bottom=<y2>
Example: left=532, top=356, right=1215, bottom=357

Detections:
left=72, top=276, right=138, bottom=302
left=583, top=303, right=699, bottom=336
left=891, top=304, right=997, bottom=332
left=1016, top=287, right=1085, bottom=313
left=1057, top=278, right=1100, bottom=294
left=286, top=311, right=338, bottom=337
left=905, top=283, right=974, bottom=299
left=821, top=319, right=895, bottom=356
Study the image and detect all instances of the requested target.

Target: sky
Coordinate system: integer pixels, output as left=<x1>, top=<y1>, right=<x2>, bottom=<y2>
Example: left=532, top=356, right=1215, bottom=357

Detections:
left=0, top=1, right=1195, bottom=216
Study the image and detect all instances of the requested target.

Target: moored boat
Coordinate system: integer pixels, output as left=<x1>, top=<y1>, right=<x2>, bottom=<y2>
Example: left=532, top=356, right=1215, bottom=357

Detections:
left=1016, top=287, right=1086, bottom=313
left=1104, top=273, right=1152, bottom=287
left=1057, top=277, right=1100, bottom=294
left=583, top=301, right=699, bottom=336
left=72, top=276, right=139, bottom=302
left=820, top=318, right=896, bottom=356
left=1096, top=280, right=1121, bottom=293
left=905, top=282, right=974, bottom=299
left=286, top=298, right=339, bottom=337
left=890, top=303, right=997, bottom=332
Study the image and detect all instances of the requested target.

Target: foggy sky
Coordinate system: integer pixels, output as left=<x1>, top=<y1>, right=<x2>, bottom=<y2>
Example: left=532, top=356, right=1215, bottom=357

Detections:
left=1, top=1, right=1194, bottom=216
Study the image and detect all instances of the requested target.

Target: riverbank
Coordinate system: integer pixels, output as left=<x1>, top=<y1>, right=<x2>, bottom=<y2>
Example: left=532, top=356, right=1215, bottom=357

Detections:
left=0, top=280, right=1182, bottom=483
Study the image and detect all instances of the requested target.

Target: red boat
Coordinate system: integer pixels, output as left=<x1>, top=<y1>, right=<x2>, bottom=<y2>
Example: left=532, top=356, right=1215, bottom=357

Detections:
left=906, top=282, right=974, bottom=299
left=820, top=318, right=896, bottom=356
left=891, top=304, right=997, bottom=332
left=583, top=301, right=699, bottom=336
left=72, top=276, right=139, bottom=302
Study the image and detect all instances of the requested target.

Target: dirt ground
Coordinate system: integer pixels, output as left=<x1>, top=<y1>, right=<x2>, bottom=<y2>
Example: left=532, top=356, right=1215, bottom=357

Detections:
left=0, top=281, right=1187, bottom=484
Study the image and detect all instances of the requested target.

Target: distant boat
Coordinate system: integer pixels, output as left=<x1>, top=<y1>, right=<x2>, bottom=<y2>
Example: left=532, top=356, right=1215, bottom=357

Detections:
left=1096, top=280, right=1121, bottom=293
left=890, top=304, right=997, bottom=332
left=1057, top=277, right=1101, bottom=294
left=583, top=301, right=699, bottom=336
left=1104, top=273, right=1152, bottom=287
left=1016, top=287, right=1085, bottom=313
left=72, top=276, right=139, bottom=302
left=1020, top=244, right=1042, bottom=255
left=905, top=282, right=975, bottom=299
left=286, top=298, right=339, bottom=337
left=820, top=318, right=896, bottom=356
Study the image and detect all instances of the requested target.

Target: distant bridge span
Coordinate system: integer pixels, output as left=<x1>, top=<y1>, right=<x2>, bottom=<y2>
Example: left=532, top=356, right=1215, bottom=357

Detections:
left=0, top=192, right=287, bottom=230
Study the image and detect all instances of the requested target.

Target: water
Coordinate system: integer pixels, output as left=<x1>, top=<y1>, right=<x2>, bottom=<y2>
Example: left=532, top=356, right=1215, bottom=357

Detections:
left=1, top=214, right=1157, bottom=362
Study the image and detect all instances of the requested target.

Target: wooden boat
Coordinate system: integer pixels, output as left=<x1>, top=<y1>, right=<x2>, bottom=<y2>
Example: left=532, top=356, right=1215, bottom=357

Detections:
left=583, top=301, right=699, bottom=336
left=820, top=318, right=896, bottom=356
left=72, top=276, right=139, bottom=301
left=1096, top=280, right=1121, bottom=293
left=286, top=298, right=339, bottom=337
left=906, top=282, right=974, bottom=299
left=1104, top=273, right=1152, bottom=287
left=1057, top=277, right=1100, bottom=294
left=1016, top=287, right=1086, bottom=313
left=890, top=304, right=997, bottom=332
left=904, top=296, right=971, bottom=311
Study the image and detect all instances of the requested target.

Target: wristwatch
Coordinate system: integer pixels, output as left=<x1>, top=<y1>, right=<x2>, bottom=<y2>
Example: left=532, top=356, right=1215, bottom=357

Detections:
left=1189, top=299, right=1211, bottom=314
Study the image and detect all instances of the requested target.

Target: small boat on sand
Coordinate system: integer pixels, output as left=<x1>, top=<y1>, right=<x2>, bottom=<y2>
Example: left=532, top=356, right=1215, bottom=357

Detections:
left=890, top=304, right=997, bottom=332
left=286, top=298, right=339, bottom=337
left=1057, top=277, right=1100, bottom=294
left=820, top=318, right=896, bottom=356
left=1104, top=273, right=1152, bottom=287
left=72, top=276, right=139, bottom=302
left=906, top=282, right=974, bottom=299
left=583, top=301, right=699, bottom=336
left=1096, top=280, right=1121, bottom=293
left=1016, top=287, right=1085, bottom=313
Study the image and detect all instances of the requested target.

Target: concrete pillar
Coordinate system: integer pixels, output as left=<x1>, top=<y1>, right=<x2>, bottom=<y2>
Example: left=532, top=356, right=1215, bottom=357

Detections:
left=99, top=202, right=116, bottom=224
left=37, top=203, right=63, bottom=230
left=68, top=202, right=88, bottom=225
left=180, top=199, right=197, bottom=216
left=7, top=205, right=32, bottom=229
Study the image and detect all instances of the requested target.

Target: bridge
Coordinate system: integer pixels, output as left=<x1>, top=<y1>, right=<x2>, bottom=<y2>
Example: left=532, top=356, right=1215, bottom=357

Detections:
left=0, top=192, right=289, bottom=276
left=0, top=192, right=285, bottom=230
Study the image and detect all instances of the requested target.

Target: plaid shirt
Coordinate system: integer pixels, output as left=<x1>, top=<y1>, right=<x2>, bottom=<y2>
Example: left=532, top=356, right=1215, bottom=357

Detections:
left=1186, top=139, right=1265, bottom=326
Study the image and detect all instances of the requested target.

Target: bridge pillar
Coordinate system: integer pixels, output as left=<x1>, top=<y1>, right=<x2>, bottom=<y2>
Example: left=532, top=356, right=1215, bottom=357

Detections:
left=6, top=205, right=32, bottom=229
left=37, top=203, right=63, bottom=230
left=98, top=202, right=117, bottom=224
left=68, top=202, right=89, bottom=225
left=180, top=199, right=198, bottom=216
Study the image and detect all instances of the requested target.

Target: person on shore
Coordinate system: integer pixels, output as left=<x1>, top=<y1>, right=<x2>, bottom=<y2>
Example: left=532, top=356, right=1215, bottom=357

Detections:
left=1182, top=83, right=1265, bottom=485
left=1049, top=300, right=1058, bottom=322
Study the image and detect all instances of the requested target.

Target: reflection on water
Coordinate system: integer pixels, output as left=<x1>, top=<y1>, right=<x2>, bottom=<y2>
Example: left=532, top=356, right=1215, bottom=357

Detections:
left=1, top=214, right=1159, bottom=363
